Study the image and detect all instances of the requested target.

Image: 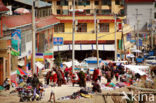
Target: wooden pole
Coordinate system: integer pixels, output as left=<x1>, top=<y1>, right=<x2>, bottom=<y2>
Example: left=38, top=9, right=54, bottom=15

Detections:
left=1, top=16, right=3, bottom=37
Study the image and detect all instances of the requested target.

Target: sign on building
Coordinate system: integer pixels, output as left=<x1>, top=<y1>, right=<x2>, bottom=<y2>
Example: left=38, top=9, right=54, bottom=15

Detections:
left=44, top=53, right=53, bottom=59
left=53, top=37, right=63, bottom=45
left=11, top=29, right=21, bottom=56
left=127, top=33, right=131, bottom=41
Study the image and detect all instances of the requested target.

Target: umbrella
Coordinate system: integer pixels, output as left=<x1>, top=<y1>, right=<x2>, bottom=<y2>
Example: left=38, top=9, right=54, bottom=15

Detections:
left=126, top=54, right=135, bottom=58
left=14, top=8, right=30, bottom=14
left=131, top=49, right=142, bottom=53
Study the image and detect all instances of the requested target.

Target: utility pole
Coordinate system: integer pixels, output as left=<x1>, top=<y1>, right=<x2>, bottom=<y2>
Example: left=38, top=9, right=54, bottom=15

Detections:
left=135, top=9, right=142, bottom=51
left=121, top=23, right=125, bottom=60
left=32, top=0, right=36, bottom=74
left=114, top=14, right=117, bottom=61
left=94, top=9, right=99, bottom=68
left=72, top=0, right=75, bottom=72
left=150, top=8, right=153, bottom=49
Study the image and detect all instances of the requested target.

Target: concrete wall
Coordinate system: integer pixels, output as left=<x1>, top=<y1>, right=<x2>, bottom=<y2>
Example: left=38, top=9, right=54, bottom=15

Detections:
left=126, top=3, right=154, bottom=32
left=54, top=21, right=122, bottom=41
left=51, top=0, right=123, bottom=15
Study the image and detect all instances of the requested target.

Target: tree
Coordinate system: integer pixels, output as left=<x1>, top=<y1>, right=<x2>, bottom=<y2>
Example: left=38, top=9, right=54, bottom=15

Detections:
left=55, top=52, right=62, bottom=67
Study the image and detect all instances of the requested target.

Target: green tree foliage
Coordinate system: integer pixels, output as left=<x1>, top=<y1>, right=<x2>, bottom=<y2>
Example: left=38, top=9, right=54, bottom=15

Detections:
left=55, top=52, right=62, bottom=67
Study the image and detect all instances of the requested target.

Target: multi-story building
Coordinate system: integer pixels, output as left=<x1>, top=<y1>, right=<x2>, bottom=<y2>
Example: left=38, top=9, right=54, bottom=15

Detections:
left=45, top=0, right=132, bottom=61
left=124, top=0, right=155, bottom=50
left=0, top=0, right=59, bottom=83
left=0, top=0, right=9, bottom=85
left=125, top=0, right=154, bottom=32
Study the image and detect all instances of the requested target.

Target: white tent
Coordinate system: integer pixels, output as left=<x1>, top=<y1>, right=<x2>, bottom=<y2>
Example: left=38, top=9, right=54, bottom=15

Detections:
left=131, top=49, right=142, bottom=53
left=126, top=54, right=135, bottom=58
left=63, top=60, right=80, bottom=68
left=35, top=62, right=44, bottom=69
left=124, top=65, right=149, bottom=76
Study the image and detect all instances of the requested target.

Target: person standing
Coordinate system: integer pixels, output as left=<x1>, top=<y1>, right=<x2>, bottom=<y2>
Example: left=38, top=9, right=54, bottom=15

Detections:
left=55, top=68, right=63, bottom=87
left=64, top=67, right=69, bottom=83
left=97, top=68, right=102, bottom=82
left=78, top=68, right=86, bottom=87
left=31, top=74, right=39, bottom=100
left=86, top=69, right=90, bottom=81
left=46, top=71, right=50, bottom=85
left=93, top=68, right=98, bottom=82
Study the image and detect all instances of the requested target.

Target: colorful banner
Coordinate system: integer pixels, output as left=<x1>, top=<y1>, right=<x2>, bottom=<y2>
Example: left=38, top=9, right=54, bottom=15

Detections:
left=142, top=33, right=147, bottom=40
left=36, top=53, right=44, bottom=61
left=43, top=53, right=53, bottom=59
left=11, top=29, right=21, bottom=56
left=127, top=33, right=131, bottom=41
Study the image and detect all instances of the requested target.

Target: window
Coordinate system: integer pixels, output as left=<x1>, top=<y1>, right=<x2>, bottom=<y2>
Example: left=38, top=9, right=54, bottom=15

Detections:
left=121, top=0, right=125, bottom=6
left=78, top=0, right=90, bottom=6
left=85, top=9, right=90, bottom=14
left=54, top=23, right=65, bottom=32
left=115, top=0, right=120, bottom=5
left=86, top=0, right=90, bottom=5
left=63, top=10, right=68, bottom=15
left=77, top=23, right=87, bottom=32
left=57, top=1, right=60, bottom=5
left=96, top=10, right=99, bottom=14
left=95, top=1, right=99, bottom=5
left=57, top=9, right=61, bottom=14
left=99, top=23, right=109, bottom=32
left=101, top=10, right=111, bottom=15
left=120, top=9, right=125, bottom=16
left=102, top=0, right=111, bottom=6
left=61, top=0, right=68, bottom=6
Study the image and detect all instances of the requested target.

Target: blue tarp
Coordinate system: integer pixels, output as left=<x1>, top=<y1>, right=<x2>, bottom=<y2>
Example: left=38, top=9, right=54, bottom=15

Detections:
left=85, top=60, right=102, bottom=64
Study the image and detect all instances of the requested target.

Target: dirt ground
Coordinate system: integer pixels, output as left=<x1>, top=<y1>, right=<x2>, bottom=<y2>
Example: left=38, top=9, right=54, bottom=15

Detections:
left=1, top=78, right=156, bottom=103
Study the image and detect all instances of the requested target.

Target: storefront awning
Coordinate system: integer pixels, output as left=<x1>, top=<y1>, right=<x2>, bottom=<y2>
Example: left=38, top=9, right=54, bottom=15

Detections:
left=53, top=44, right=114, bottom=51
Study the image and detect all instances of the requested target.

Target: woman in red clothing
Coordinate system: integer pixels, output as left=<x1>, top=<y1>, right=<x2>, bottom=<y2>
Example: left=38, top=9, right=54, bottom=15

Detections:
left=93, top=68, right=99, bottom=82
left=59, top=68, right=66, bottom=84
left=52, top=71, right=57, bottom=87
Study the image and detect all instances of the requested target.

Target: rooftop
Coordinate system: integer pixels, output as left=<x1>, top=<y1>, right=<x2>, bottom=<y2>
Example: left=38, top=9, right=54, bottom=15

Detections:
left=14, top=0, right=51, bottom=8
left=125, top=0, right=154, bottom=3
left=0, top=1, right=9, bottom=12
left=2, top=14, right=59, bottom=30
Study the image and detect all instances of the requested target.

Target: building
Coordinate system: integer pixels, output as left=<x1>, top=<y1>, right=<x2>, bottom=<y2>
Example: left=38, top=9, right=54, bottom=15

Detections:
left=125, top=0, right=155, bottom=50
left=125, top=0, right=155, bottom=31
left=45, top=0, right=132, bottom=61
left=0, top=0, right=59, bottom=84
left=0, top=0, right=9, bottom=85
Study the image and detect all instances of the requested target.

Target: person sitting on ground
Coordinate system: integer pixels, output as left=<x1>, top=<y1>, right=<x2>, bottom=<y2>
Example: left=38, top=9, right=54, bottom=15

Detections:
left=26, top=76, right=32, bottom=85
left=92, top=79, right=101, bottom=93
left=3, top=78, right=10, bottom=90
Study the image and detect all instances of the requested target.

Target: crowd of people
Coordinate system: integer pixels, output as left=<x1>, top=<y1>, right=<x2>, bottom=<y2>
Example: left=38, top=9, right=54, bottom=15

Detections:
left=43, top=62, right=138, bottom=93
left=1, top=61, right=155, bottom=102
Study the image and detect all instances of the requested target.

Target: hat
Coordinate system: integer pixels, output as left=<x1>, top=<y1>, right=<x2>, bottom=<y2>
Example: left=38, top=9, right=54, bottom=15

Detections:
left=80, top=68, right=84, bottom=71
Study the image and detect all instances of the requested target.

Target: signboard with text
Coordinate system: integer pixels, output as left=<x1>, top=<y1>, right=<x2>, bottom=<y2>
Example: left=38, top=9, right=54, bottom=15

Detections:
left=11, top=29, right=21, bottom=56
left=127, top=33, right=131, bottom=41
left=53, top=37, right=63, bottom=45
